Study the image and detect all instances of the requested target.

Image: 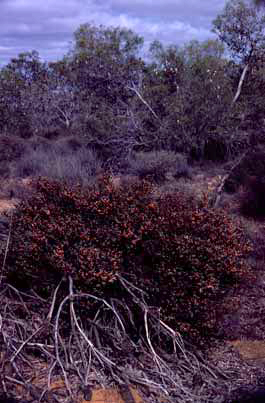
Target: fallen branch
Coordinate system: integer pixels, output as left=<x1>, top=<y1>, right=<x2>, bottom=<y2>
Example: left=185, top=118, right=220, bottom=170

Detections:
left=0, top=276, right=230, bottom=402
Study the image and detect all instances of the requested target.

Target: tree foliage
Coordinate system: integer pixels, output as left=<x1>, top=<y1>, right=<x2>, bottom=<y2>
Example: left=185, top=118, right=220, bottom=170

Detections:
left=213, top=0, right=265, bottom=62
left=1, top=13, right=265, bottom=164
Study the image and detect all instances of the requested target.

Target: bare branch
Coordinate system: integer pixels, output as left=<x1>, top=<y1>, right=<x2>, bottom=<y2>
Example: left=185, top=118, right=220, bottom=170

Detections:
left=55, top=105, right=71, bottom=128
left=127, top=83, right=160, bottom=121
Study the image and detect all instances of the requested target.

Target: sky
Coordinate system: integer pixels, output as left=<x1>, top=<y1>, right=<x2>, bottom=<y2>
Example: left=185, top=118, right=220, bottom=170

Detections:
left=0, top=0, right=227, bottom=67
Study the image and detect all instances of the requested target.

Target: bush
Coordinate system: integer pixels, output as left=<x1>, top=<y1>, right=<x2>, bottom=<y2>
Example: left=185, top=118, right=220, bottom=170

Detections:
left=204, top=135, right=228, bottom=161
left=0, top=162, right=10, bottom=179
left=3, top=175, right=251, bottom=346
left=0, top=135, right=26, bottom=162
left=27, top=136, right=53, bottom=153
left=240, top=175, right=265, bottom=218
left=224, top=145, right=265, bottom=193
left=55, top=136, right=83, bottom=152
left=128, top=150, right=190, bottom=183
left=42, top=129, right=62, bottom=141
left=173, top=153, right=191, bottom=179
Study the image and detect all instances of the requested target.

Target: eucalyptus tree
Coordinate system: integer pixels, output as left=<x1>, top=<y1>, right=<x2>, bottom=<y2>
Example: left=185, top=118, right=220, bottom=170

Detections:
left=213, top=0, right=265, bottom=106
left=146, top=39, right=234, bottom=159
left=62, top=23, right=147, bottom=166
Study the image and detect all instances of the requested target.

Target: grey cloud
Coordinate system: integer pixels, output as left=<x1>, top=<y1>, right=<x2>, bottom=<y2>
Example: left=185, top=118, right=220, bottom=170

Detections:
left=0, top=0, right=227, bottom=67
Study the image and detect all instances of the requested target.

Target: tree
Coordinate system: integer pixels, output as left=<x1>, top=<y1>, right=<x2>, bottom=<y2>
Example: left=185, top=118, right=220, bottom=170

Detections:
left=67, top=23, right=144, bottom=102
left=64, top=23, right=148, bottom=166
left=183, top=39, right=225, bottom=63
left=213, top=0, right=265, bottom=105
left=0, top=51, right=48, bottom=137
left=254, top=0, right=265, bottom=6
left=146, top=39, right=234, bottom=159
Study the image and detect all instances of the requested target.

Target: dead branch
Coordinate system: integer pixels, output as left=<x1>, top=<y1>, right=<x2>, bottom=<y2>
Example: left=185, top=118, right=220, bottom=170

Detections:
left=0, top=275, right=230, bottom=402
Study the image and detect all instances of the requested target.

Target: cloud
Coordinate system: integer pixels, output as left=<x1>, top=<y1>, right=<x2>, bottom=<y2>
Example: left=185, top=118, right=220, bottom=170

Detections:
left=0, top=0, right=227, bottom=66
left=106, top=0, right=224, bottom=25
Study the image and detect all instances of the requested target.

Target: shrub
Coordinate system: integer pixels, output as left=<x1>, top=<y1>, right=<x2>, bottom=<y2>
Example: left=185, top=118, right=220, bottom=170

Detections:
left=27, top=136, right=53, bottom=153
left=15, top=150, right=45, bottom=178
left=0, top=162, right=10, bottom=179
left=42, top=129, right=62, bottom=141
left=128, top=150, right=190, bottom=183
left=0, top=135, right=26, bottom=162
left=204, top=135, right=228, bottom=161
left=173, top=153, right=191, bottom=179
left=224, top=145, right=265, bottom=193
left=3, top=175, right=251, bottom=346
left=240, top=175, right=265, bottom=218
left=55, top=136, right=83, bottom=152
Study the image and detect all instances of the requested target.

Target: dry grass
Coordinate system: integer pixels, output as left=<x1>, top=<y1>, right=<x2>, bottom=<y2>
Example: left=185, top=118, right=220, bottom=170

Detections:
left=14, top=146, right=102, bottom=186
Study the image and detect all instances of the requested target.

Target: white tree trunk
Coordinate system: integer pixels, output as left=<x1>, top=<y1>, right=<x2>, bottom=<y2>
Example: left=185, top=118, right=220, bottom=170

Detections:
left=213, top=151, right=248, bottom=208
left=127, top=83, right=160, bottom=121
left=231, top=63, right=249, bottom=106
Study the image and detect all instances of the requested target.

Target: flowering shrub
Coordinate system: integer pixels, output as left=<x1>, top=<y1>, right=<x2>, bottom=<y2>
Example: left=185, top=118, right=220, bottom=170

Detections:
left=3, top=175, right=251, bottom=345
